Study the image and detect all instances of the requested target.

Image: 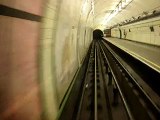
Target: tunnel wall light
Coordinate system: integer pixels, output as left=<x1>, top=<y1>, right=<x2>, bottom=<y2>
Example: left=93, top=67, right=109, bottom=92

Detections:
left=102, top=0, right=133, bottom=25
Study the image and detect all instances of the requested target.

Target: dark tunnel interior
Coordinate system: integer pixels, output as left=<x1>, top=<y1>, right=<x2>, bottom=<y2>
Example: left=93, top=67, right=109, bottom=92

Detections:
left=93, top=29, right=104, bottom=39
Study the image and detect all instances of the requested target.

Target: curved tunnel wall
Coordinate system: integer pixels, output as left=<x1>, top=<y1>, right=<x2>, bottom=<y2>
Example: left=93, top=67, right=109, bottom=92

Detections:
left=111, top=17, right=160, bottom=46
left=40, top=0, right=94, bottom=120
left=0, top=0, right=94, bottom=120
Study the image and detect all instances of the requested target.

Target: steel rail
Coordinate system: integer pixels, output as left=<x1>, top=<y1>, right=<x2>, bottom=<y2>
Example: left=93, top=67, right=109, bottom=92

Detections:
left=102, top=40, right=160, bottom=114
left=98, top=41, right=134, bottom=120
left=94, top=44, right=98, bottom=120
left=76, top=42, right=95, bottom=120
left=97, top=44, right=113, bottom=120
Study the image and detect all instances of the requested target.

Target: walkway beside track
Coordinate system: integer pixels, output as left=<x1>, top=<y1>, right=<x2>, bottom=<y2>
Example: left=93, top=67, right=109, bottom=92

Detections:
left=103, top=37, right=160, bottom=73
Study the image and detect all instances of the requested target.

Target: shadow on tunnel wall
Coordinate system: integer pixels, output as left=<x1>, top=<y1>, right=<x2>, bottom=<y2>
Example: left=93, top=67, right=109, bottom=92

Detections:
left=93, top=29, right=103, bottom=40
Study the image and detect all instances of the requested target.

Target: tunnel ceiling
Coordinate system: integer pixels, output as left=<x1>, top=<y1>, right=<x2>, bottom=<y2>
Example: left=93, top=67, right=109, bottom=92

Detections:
left=93, top=0, right=160, bottom=30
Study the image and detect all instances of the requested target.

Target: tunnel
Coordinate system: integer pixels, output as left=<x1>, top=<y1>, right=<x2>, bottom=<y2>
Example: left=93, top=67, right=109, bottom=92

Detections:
left=0, top=0, right=160, bottom=120
left=93, top=29, right=103, bottom=39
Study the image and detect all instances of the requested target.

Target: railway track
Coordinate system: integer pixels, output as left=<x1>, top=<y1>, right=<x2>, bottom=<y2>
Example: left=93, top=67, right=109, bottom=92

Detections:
left=59, top=40, right=160, bottom=120
left=99, top=40, right=160, bottom=120
left=76, top=41, right=113, bottom=120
